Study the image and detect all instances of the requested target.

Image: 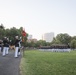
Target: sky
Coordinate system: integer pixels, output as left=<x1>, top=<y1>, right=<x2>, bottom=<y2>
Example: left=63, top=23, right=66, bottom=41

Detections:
left=0, top=0, right=76, bottom=40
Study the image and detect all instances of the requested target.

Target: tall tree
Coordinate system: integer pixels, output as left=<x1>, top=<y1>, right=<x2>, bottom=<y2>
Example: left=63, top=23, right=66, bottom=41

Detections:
left=0, top=24, right=5, bottom=39
left=70, top=39, right=76, bottom=49
left=56, top=33, right=71, bottom=45
left=0, top=23, right=4, bottom=29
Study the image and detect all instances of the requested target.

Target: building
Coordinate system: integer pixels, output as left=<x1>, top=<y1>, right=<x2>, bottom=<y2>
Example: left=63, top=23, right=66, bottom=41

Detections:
left=27, top=34, right=37, bottom=43
left=42, top=32, right=54, bottom=42
left=27, top=35, right=32, bottom=39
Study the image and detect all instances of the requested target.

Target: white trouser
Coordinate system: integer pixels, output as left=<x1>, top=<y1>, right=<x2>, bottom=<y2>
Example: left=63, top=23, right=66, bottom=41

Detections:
left=3, top=47, right=7, bottom=56
left=6, top=47, right=9, bottom=54
left=15, top=47, right=19, bottom=57
left=0, top=47, right=1, bottom=53
left=18, top=52, right=20, bottom=55
left=18, top=47, right=21, bottom=55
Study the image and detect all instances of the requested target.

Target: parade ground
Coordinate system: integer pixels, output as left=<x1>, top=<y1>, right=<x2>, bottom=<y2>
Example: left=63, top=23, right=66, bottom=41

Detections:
left=0, top=50, right=21, bottom=75
left=0, top=50, right=76, bottom=75
left=21, top=50, right=76, bottom=75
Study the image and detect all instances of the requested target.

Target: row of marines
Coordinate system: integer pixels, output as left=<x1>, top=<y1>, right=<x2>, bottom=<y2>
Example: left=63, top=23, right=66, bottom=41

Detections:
left=0, top=36, right=22, bottom=58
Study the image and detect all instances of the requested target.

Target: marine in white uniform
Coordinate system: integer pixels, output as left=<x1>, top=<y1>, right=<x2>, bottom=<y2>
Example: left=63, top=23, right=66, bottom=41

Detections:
left=14, top=36, right=20, bottom=57
left=6, top=38, right=10, bottom=54
left=2, top=37, right=8, bottom=56
left=18, top=37, right=22, bottom=55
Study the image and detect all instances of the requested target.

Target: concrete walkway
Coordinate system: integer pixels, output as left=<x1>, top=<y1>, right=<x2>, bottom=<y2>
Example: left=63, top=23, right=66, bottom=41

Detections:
left=0, top=50, right=22, bottom=75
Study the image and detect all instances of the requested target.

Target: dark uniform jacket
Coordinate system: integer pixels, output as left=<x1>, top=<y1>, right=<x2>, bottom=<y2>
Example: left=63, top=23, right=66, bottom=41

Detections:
left=0, top=41, right=2, bottom=47
left=14, top=39, right=20, bottom=47
left=3, top=39, right=8, bottom=47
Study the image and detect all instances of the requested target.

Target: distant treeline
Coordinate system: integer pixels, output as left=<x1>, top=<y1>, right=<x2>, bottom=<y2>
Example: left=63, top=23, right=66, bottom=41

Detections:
left=0, top=24, right=28, bottom=46
left=0, top=24, right=76, bottom=49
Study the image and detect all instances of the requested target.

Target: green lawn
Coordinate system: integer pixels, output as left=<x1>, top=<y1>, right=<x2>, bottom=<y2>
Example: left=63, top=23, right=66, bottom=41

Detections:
left=20, top=50, right=76, bottom=75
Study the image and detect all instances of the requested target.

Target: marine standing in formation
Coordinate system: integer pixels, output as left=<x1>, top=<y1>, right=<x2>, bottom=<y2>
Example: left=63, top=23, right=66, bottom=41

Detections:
left=14, top=36, right=21, bottom=58
left=18, top=37, right=22, bottom=56
left=2, top=37, right=8, bottom=56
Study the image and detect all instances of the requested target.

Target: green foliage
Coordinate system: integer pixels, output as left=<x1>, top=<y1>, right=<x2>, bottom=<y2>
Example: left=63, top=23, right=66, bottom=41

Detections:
left=0, top=24, right=28, bottom=46
left=51, top=38, right=61, bottom=44
left=72, top=36, right=76, bottom=40
left=0, top=29, right=5, bottom=39
left=1, top=24, right=76, bottom=48
left=70, top=39, right=76, bottom=49
left=0, top=23, right=4, bottom=29
left=56, top=33, right=71, bottom=45
left=37, top=40, right=47, bottom=46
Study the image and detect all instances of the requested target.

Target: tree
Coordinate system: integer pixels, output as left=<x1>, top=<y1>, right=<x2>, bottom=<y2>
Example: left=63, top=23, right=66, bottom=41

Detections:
left=71, top=36, right=76, bottom=40
left=0, top=24, right=5, bottom=39
left=70, top=39, right=76, bottom=49
left=51, top=37, right=61, bottom=44
left=0, top=23, right=4, bottom=29
left=56, top=33, right=71, bottom=45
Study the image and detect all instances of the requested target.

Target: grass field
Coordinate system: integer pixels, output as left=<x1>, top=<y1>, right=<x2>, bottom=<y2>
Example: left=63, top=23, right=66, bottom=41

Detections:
left=20, top=50, right=76, bottom=75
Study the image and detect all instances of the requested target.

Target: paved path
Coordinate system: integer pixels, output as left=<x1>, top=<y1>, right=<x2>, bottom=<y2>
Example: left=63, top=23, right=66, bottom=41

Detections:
left=0, top=50, right=22, bottom=75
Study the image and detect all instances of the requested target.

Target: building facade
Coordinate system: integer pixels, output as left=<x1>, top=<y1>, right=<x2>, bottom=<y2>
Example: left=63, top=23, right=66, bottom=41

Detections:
left=42, top=32, right=54, bottom=42
left=27, top=35, right=37, bottom=43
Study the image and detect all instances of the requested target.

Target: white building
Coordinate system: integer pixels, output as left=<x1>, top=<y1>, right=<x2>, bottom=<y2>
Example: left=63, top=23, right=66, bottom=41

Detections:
left=42, top=32, right=54, bottom=42
left=27, top=35, right=32, bottom=39
left=27, top=35, right=37, bottom=43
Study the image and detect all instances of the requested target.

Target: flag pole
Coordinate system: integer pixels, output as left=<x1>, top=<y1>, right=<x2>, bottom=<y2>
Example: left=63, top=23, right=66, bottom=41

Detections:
left=21, top=27, right=26, bottom=57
